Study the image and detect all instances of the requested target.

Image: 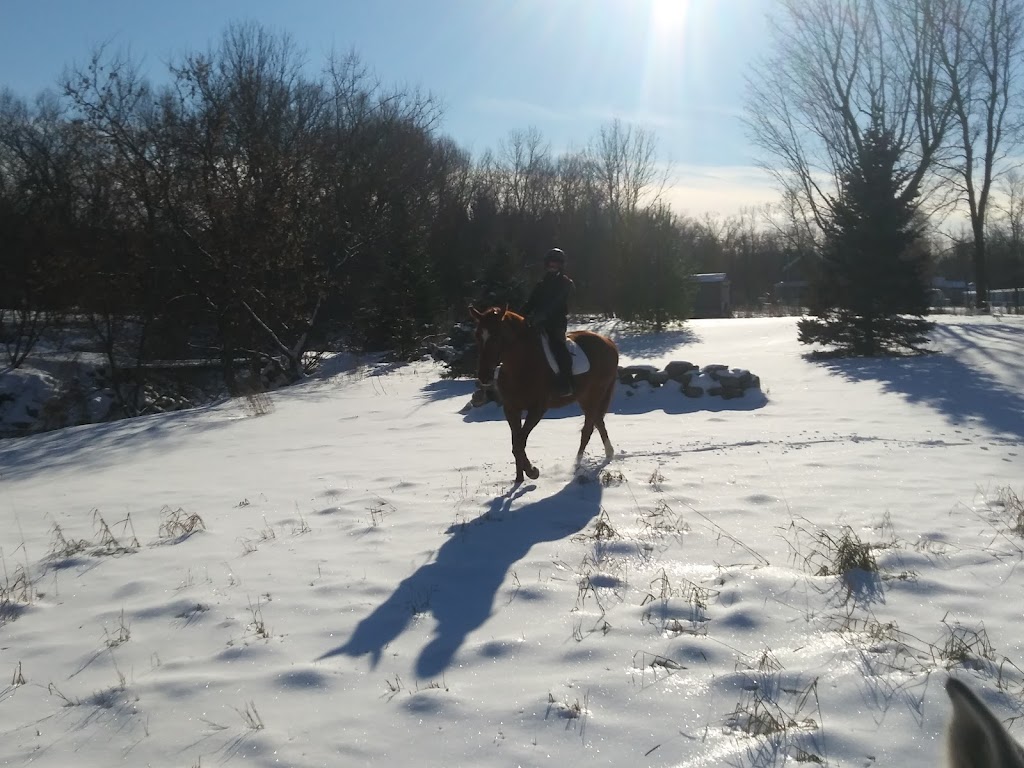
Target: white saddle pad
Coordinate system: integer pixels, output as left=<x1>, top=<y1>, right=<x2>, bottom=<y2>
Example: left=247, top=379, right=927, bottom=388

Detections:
left=540, top=336, right=590, bottom=376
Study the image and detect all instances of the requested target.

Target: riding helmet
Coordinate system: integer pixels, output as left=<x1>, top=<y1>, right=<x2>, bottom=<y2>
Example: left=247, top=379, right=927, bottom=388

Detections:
left=544, top=247, right=566, bottom=266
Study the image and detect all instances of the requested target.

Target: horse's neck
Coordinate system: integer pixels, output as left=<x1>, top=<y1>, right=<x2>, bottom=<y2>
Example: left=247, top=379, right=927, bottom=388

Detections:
left=500, top=329, right=541, bottom=371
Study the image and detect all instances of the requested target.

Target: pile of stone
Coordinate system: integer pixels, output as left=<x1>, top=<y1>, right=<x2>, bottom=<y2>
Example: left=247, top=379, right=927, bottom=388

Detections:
left=464, top=360, right=761, bottom=411
left=618, top=362, right=761, bottom=399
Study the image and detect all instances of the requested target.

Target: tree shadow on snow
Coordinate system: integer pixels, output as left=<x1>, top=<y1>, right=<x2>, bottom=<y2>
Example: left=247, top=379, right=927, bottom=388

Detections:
left=600, top=326, right=700, bottom=359
left=810, top=323, right=1024, bottom=443
left=420, top=378, right=477, bottom=402
left=319, top=479, right=602, bottom=678
left=0, top=403, right=238, bottom=483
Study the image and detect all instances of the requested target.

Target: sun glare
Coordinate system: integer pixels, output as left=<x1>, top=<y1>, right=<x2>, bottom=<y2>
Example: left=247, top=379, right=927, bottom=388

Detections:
left=650, top=0, right=691, bottom=39
left=638, top=0, right=699, bottom=109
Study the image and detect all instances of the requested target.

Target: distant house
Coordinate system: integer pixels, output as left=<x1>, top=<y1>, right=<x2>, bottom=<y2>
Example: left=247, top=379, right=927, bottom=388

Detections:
left=772, top=280, right=809, bottom=311
left=932, top=277, right=969, bottom=307
left=691, top=273, right=731, bottom=318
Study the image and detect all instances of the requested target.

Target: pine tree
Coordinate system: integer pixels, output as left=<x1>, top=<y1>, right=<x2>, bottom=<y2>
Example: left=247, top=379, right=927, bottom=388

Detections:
left=798, top=120, right=933, bottom=355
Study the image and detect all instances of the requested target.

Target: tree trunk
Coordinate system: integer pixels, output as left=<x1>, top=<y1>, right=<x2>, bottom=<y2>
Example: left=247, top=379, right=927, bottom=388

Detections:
left=972, top=222, right=990, bottom=311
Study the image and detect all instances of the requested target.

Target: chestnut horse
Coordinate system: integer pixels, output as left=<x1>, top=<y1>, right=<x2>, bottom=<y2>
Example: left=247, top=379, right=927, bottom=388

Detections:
left=470, top=306, right=619, bottom=483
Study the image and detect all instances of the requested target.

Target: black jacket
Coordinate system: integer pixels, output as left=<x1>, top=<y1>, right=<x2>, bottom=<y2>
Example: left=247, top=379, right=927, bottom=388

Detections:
left=523, top=271, right=574, bottom=329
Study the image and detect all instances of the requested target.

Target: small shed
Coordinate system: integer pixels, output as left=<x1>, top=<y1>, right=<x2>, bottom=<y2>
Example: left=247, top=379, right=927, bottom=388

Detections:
left=691, top=273, right=731, bottom=318
left=932, top=277, right=969, bottom=307
left=772, top=279, right=809, bottom=311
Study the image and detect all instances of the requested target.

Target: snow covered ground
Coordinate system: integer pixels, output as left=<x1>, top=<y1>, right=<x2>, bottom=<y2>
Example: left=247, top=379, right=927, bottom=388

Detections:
left=1, top=314, right=1022, bottom=767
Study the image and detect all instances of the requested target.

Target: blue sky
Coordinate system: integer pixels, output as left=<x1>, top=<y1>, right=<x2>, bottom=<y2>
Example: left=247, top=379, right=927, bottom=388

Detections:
left=0, top=0, right=779, bottom=217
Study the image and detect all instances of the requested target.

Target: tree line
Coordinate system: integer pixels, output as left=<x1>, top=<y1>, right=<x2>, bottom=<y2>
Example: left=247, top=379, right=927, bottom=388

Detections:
left=6, top=5, right=1024, bottom=406
left=2, top=22, right=793, bottom=408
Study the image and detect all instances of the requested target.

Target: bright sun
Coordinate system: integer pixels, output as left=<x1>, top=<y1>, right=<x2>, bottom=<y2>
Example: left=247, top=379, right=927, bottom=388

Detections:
left=637, top=0, right=699, bottom=106
left=649, top=0, right=691, bottom=41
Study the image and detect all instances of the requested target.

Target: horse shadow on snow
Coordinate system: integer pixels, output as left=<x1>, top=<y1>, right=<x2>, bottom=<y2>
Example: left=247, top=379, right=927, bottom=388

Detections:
left=319, top=480, right=602, bottom=678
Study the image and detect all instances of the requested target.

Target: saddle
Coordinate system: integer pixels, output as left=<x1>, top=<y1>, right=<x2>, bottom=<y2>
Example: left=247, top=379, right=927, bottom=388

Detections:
left=539, top=335, right=590, bottom=376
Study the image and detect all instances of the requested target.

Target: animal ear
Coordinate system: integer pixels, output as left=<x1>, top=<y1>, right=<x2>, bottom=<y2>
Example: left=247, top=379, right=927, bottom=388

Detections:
left=946, top=678, right=1024, bottom=768
left=469, top=305, right=483, bottom=321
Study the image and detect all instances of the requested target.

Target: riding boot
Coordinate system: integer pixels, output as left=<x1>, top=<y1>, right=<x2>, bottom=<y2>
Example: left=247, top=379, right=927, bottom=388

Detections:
left=554, top=348, right=574, bottom=397
left=545, top=325, right=574, bottom=397
left=556, top=367, right=574, bottom=397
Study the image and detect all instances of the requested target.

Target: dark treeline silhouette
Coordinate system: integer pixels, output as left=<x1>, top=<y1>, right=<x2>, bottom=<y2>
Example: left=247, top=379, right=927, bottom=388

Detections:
left=0, top=22, right=809, bottom=408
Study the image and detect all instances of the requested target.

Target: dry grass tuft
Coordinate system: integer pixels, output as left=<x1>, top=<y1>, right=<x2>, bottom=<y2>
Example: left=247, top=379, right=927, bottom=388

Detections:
left=995, top=486, right=1024, bottom=535
left=599, top=469, right=626, bottom=487
left=158, top=506, right=206, bottom=540
left=935, top=615, right=996, bottom=669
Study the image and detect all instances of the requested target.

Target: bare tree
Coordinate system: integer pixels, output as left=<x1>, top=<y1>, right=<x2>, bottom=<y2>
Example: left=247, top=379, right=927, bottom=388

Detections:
left=0, top=90, right=76, bottom=371
left=553, top=149, right=596, bottom=216
left=933, top=0, right=1024, bottom=309
left=745, top=0, right=955, bottom=230
left=496, top=127, right=552, bottom=218
left=995, top=169, right=1024, bottom=309
left=63, top=26, right=334, bottom=388
left=589, top=119, right=664, bottom=221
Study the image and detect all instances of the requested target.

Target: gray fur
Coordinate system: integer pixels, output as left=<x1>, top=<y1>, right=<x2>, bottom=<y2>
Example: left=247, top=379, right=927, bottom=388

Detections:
left=946, top=678, right=1024, bottom=768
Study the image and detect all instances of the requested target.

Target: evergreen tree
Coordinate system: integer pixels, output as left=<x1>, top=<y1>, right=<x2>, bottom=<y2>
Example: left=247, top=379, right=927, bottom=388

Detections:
left=798, top=120, right=933, bottom=355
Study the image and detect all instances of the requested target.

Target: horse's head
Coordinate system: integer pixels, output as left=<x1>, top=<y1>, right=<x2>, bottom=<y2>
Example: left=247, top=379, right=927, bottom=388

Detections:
left=469, top=304, right=514, bottom=386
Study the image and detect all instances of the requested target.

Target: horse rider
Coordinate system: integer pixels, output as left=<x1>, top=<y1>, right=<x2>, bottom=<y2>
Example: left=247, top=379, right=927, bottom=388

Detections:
left=523, top=247, right=575, bottom=397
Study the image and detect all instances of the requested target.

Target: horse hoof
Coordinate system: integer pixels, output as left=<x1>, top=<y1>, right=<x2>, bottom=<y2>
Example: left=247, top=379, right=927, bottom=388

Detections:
left=526, top=466, right=540, bottom=480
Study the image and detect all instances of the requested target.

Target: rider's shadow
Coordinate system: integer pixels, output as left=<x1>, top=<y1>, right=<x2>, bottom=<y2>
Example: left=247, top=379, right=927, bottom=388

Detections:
left=319, top=480, right=603, bottom=678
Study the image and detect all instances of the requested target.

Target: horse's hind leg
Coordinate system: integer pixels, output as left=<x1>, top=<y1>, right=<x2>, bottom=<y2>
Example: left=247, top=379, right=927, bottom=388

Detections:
left=595, top=419, right=613, bottom=459
left=575, top=414, right=597, bottom=468
left=575, top=379, right=615, bottom=467
left=575, top=421, right=613, bottom=466
left=595, top=381, right=615, bottom=459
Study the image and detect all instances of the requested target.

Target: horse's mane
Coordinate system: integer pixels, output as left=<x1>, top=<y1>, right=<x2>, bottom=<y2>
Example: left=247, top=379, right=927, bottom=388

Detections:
left=480, top=306, right=524, bottom=323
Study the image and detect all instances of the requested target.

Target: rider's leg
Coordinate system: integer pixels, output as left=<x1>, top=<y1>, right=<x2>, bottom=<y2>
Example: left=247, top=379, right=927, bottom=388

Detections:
left=547, top=325, right=573, bottom=396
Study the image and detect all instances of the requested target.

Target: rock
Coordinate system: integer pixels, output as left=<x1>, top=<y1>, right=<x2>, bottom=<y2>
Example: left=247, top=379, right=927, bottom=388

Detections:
left=649, top=371, right=670, bottom=387
left=611, top=360, right=758, bottom=401
left=619, top=365, right=660, bottom=385
left=717, top=369, right=753, bottom=389
left=702, top=364, right=729, bottom=379
left=664, top=361, right=698, bottom=381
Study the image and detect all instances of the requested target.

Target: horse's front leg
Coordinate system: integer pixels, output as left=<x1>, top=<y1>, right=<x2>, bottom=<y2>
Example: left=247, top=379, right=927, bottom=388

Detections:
left=518, top=405, right=546, bottom=480
left=504, top=406, right=526, bottom=483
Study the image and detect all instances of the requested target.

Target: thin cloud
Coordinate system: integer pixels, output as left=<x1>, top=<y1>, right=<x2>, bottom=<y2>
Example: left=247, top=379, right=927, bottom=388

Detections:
left=473, top=98, right=742, bottom=131
left=661, top=164, right=779, bottom=218
left=582, top=103, right=744, bottom=128
left=473, top=97, right=574, bottom=122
